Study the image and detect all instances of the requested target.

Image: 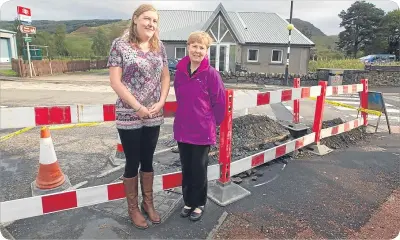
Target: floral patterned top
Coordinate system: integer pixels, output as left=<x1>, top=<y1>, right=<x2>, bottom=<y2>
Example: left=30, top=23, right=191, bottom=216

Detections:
left=107, top=37, right=168, bottom=129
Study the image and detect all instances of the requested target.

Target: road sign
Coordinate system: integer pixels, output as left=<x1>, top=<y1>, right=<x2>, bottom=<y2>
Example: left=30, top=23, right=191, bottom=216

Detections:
left=19, top=25, right=36, bottom=34
left=24, top=37, right=32, bottom=43
left=17, top=6, right=32, bottom=23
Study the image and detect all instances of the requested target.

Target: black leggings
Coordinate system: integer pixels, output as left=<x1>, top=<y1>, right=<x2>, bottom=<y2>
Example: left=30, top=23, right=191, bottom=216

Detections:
left=178, top=142, right=210, bottom=208
left=118, top=126, right=160, bottom=178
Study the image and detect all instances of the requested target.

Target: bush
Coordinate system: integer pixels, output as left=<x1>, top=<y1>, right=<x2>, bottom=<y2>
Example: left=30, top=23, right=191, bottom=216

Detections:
left=308, top=59, right=365, bottom=72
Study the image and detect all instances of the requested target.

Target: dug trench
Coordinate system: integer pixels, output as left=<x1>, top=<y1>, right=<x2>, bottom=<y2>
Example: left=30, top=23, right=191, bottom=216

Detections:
left=154, top=115, right=373, bottom=183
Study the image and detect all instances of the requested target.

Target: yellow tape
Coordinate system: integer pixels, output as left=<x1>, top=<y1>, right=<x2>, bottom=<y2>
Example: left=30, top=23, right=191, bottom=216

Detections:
left=49, top=122, right=102, bottom=130
left=0, top=127, right=34, bottom=142
left=309, top=97, right=382, bottom=116
left=0, top=122, right=102, bottom=142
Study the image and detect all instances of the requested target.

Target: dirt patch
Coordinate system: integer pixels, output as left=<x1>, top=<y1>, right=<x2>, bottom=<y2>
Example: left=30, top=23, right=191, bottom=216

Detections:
left=320, top=118, right=370, bottom=149
left=346, top=188, right=400, bottom=239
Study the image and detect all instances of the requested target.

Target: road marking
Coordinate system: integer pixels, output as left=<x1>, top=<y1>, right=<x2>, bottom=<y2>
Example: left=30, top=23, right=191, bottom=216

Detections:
left=350, top=114, right=400, bottom=122
left=254, top=174, right=279, bottom=187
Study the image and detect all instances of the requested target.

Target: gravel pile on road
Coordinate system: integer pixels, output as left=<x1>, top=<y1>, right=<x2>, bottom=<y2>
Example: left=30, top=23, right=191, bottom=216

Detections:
left=320, top=118, right=369, bottom=149
left=210, top=115, right=290, bottom=163
left=161, top=115, right=290, bottom=163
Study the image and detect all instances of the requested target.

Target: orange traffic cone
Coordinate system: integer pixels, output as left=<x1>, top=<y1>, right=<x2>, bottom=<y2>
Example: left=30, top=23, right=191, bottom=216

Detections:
left=109, top=132, right=126, bottom=166
left=31, top=126, right=71, bottom=196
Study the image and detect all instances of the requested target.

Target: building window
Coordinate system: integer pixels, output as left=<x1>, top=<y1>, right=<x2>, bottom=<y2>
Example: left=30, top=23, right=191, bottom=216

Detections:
left=247, top=49, right=259, bottom=62
left=175, top=47, right=186, bottom=59
left=271, top=49, right=283, bottom=63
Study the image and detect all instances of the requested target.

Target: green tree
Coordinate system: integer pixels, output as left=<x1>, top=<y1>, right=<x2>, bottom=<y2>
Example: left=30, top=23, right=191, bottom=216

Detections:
left=337, top=1, right=385, bottom=58
left=54, top=24, right=69, bottom=56
left=12, top=18, right=24, bottom=56
left=382, top=10, right=400, bottom=59
left=91, top=28, right=110, bottom=56
left=33, top=31, right=56, bottom=59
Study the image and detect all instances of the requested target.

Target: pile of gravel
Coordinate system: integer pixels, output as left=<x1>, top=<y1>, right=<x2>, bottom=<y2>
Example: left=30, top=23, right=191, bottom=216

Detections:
left=320, top=118, right=368, bottom=149
left=161, top=115, right=290, bottom=163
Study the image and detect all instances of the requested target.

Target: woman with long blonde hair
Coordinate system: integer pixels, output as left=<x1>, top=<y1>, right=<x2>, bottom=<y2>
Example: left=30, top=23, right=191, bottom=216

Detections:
left=107, top=3, right=170, bottom=229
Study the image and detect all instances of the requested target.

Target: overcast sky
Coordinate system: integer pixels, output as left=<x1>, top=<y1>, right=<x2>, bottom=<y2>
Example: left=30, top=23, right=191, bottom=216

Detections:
left=0, top=0, right=399, bottom=35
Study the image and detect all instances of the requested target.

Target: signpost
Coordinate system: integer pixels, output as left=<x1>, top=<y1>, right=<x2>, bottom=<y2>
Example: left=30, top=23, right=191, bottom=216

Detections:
left=17, top=6, right=34, bottom=78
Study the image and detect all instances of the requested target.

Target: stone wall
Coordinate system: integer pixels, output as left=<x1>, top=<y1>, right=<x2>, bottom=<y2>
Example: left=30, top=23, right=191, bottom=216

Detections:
left=218, top=69, right=400, bottom=87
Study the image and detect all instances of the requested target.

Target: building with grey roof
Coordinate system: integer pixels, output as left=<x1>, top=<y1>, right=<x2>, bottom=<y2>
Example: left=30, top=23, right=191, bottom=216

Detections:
left=158, top=3, right=315, bottom=74
left=0, top=29, right=18, bottom=63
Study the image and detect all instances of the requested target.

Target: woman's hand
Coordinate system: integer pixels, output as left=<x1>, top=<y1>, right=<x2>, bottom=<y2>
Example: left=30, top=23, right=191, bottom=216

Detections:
left=136, top=105, right=151, bottom=119
left=149, top=101, right=164, bottom=116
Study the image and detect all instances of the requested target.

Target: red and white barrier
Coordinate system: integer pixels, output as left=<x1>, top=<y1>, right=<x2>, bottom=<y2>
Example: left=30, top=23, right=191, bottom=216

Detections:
left=325, top=84, right=364, bottom=96
left=0, top=79, right=371, bottom=222
left=0, top=164, right=219, bottom=223
left=230, top=132, right=316, bottom=176
left=0, top=102, right=178, bottom=129
left=320, top=118, right=364, bottom=139
left=232, top=85, right=322, bottom=111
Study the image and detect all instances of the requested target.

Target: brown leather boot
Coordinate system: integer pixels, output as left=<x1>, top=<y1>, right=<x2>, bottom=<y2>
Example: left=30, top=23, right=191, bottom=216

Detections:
left=123, top=176, right=148, bottom=229
left=140, top=171, right=161, bottom=224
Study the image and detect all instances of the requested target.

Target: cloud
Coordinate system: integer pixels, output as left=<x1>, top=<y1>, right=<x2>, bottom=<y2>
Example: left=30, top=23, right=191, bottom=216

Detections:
left=1, top=0, right=398, bottom=35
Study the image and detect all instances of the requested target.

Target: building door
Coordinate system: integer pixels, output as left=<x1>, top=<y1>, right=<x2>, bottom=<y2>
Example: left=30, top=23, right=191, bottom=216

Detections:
left=208, top=44, right=229, bottom=71
left=0, top=38, right=11, bottom=63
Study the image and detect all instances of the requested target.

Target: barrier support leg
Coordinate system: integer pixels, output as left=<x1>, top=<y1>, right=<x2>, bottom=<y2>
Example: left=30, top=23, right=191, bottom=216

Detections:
left=109, top=132, right=126, bottom=166
left=308, top=81, right=333, bottom=156
left=293, top=78, right=300, bottom=124
left=361, top=79, right=368, bottom=126
left=207, top=89, right=251, bottom=207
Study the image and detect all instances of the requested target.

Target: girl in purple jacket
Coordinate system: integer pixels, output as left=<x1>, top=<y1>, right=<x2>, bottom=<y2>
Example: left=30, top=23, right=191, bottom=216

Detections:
left=173, top=31, right=226, bottom=221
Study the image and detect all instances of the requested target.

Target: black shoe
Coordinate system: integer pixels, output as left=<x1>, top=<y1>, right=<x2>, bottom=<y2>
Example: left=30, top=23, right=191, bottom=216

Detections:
left=180, top=206, right=193, bottom=218
left=189, top=206, right=204, bottom=221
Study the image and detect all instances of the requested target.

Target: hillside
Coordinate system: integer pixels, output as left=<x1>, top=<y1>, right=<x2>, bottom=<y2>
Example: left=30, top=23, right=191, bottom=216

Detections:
left=289, top=18, right=327, bottom=37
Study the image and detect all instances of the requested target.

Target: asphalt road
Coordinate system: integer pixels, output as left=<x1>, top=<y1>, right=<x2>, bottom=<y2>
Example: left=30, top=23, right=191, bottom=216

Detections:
left=2, top=132, right=399, bottom=239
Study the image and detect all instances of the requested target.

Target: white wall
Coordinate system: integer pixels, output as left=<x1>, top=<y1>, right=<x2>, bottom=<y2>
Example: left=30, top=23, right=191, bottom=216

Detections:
left=0, top=30, right=18, bottom=62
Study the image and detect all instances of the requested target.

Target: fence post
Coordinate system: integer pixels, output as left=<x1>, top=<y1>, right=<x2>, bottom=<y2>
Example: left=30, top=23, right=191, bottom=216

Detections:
left=293, top=78, right=300, bottom=123
left=219, top=89, right=233, bottom=184
left=309, top=80, right=333, bottom=156
left=360, top=79, right=368, bottom=126
left=207, top=89, right=251, bottom=206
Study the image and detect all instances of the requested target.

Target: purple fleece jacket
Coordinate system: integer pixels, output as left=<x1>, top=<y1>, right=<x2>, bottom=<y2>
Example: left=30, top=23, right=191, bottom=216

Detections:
left=173, top=56, right=226, bottom=145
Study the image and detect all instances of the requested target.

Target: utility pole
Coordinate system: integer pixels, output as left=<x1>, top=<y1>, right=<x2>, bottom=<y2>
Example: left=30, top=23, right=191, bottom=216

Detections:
left=284, top=0, right=294, bottom=86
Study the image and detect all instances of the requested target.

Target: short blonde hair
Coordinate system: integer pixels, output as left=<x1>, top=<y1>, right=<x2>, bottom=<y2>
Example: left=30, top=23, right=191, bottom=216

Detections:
left=187, top=31, right=213, bottom=48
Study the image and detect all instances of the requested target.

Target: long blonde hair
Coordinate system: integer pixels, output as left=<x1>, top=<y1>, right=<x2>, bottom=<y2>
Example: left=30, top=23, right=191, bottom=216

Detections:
left=124, top=4, right=160, bottom=52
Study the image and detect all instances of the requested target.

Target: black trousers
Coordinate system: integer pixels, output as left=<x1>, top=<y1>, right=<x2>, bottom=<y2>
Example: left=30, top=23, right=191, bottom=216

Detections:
left=177, top=142, right=210, bottom=208
left=118, top=126, right=160, bottom=178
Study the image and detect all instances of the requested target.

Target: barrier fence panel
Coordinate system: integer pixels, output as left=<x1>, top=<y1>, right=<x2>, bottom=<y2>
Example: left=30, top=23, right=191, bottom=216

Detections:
left=0, top=165, right=220, bottom=223
left=312, top=79, right=368, bottom=144
left=0, top=80, right=372, bottom=223
left=0, top=102, right=178, bottom=129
